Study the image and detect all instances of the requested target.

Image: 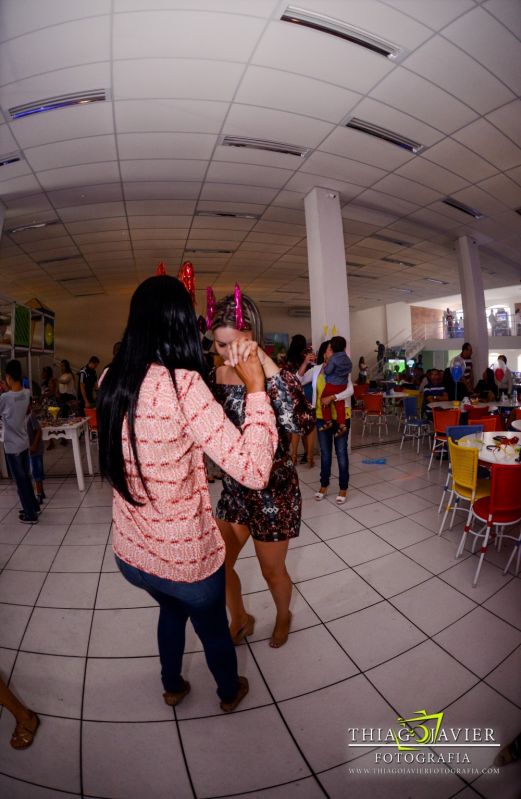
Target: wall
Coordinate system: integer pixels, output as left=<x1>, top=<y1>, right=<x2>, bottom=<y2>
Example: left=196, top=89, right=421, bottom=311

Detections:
left=54, top=294, right=130, bottom=370
left=385, top=302, right=412, bottom=346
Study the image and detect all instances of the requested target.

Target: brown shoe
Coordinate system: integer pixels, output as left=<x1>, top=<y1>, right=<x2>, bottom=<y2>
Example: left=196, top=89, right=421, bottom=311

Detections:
left=220, top=676, right=249, bottom=713
left=163, top=679, right=191, bottom=707
left=10, top=711, right=39, bottom=749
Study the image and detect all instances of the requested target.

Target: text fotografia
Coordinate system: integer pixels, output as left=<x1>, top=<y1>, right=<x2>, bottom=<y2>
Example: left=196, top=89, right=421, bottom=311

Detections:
left=348, top=709, right=499, bottom=764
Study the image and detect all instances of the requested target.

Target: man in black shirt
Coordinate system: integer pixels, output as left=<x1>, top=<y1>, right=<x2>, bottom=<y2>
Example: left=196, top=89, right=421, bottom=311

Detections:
left=78, top=356, right=100, bottom=416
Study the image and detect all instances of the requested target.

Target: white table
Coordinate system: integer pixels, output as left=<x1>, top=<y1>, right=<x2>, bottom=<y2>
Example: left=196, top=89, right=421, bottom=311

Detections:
left=458, top=432, right=521, bottom=466
left=0, top=418, right=93, bottom=491
left=427, top=401, right=497, bottom=412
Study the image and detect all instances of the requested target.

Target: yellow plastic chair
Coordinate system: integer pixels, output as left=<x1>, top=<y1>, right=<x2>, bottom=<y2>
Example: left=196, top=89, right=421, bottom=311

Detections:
left=438, top=438, right=490, bottom=535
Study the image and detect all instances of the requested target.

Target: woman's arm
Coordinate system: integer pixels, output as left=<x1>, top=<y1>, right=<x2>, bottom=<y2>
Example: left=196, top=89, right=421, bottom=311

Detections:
left=178, top=372, right=277, bottom=489
left=333, top=377, right=354, bottom=402
left=266, top=368, right=315, bottom=435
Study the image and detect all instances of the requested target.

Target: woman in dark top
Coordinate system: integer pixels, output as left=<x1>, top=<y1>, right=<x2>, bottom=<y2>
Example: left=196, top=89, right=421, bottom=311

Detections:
left=287, top=334, right=316, bottom=467
left=210, top=295, right=314, bottom=649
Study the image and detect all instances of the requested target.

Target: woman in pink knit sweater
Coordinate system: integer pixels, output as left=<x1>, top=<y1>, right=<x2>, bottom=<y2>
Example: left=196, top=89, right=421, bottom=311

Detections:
left=97, top=276, right=277, bottom=713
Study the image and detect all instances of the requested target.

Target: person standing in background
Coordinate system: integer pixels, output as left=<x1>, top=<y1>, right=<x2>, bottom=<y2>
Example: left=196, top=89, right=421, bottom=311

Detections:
left=357, top=356, right=368, bottom=384
left=376, top=340, right=385, bottom=375
left=78, top=356, right=100, bottom=416
left=0, top=360, right=40, bottom=523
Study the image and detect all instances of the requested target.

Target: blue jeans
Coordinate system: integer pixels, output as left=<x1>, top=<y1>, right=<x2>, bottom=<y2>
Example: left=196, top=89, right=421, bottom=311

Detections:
left=316, top=419, right=350, bottom=491
left=6, top=450, right=39, bottom=519
left=115, top=558, right=239, bottom=703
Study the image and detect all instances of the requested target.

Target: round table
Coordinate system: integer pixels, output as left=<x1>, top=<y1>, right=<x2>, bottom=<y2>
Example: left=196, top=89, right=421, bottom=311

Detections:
left=458, top=432, right=521, bottom=466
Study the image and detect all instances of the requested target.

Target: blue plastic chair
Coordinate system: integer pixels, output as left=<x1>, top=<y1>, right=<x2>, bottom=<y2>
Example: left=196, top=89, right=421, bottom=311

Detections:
left=400, top=396, right=431, bottom=453
left=437, top=424, right=484, bottom=513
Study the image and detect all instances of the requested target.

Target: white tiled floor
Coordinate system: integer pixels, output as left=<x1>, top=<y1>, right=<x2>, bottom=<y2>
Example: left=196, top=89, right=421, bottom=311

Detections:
left=0, top=434, right=520, bottom=798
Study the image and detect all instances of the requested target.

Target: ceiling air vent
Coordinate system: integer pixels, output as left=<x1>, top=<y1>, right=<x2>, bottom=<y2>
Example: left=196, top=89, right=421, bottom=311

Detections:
left=280, top=5, right=406, bottom=61
left=8, top=89, right=108, bottom=120
left=424, top=278, right=449, bottom=285
left=195, top=211, right=259, bottom=220
left=382, top=256, right=416, bottom=267
left=38, top=255, right=81, bottom=265
left=288, top=306, right=311, bottom=317
left=348, top=273, right=379, bottom=280
left=346, top=260, right=366, bottom=267
left=0, top=152, right=21, bottom=167
left=220, top=135, right=309, bottom=158
left=441, top=197, right=484, bottom=220
left=371, top=233, right=413, bottom=247
left=345, top=117, right=424, bottom=154
left=185, top=248, right=235, bottom=255
left=8, top=220, right=60, bottom=234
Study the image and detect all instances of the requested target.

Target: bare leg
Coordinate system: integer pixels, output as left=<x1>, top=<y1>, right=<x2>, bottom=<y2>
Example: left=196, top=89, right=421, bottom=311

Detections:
left=290, top=434, right=299, bottom=464
left=0, top=677, right=39, bottom=749
left=306, top=427, right=316, bottom=467
left=253, top=539, right=292, bottom=647
left=217, top=520, right=251, bottom=638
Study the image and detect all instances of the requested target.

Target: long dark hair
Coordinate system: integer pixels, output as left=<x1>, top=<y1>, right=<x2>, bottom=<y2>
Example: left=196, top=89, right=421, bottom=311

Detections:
left=98, top=275, right=207, bottom=506
left=286, top=334, right=307, bottom=369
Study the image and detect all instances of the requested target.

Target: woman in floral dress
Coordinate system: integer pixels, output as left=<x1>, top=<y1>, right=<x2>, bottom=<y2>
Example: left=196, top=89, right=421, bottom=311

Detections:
left=210, top=294, right=314, bottom=647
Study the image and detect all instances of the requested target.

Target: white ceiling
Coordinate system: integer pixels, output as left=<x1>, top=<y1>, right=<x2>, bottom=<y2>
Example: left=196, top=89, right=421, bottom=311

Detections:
left=0, top=0, right=520, bottom=312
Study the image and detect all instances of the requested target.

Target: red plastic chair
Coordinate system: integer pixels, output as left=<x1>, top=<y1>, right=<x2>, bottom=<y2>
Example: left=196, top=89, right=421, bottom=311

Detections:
left=515, top=409, right=521, bottom=421
left=85, top=407, right=98, bottom=440
left=428, top=408, right=461, bottom=470
left=456, top=465, right=521, bottom=585
left=467, top=406, right=492, bottom=420
left=362, top=394, right=388, bottom=439
left=470, top=416, right=501, bottom=432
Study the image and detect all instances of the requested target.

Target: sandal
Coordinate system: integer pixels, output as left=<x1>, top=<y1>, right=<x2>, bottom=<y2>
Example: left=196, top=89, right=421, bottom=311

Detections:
left=230, top=614, right=255, bottom=645
left=10, top=712, right=39, bottom=750
left=163, top=679, right=191, bottom=707
left=336, top=490, right=348, bottom=505
left=220, top=676, right=249, bottom=713
left=269, top=611, right=293, bottom=649
left=315, top=487, right=327, bottom=501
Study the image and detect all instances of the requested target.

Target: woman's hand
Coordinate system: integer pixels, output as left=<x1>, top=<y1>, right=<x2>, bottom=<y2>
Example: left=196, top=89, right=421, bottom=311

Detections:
left=225, top=341, right=265, bottom=393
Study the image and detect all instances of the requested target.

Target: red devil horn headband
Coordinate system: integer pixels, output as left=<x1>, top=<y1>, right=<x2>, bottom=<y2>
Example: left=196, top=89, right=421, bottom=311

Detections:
left=234, top=283, right=247, bottom=331
left=178, top=261, right=196, bottom=306
left=206, top=287, right=217, bottom=329
left=156, top=261, right=167, bottom=276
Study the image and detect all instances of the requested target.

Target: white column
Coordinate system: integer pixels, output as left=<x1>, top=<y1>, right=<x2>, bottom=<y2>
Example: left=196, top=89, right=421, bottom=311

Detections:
left=304, top=188, right=350, bottom=352
left=456, top=235, right=488, bottom=376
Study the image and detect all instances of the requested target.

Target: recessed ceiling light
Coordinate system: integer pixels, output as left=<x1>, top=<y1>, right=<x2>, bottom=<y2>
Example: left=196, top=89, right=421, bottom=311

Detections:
left=280, top=5, right=407, bottom=61
left=345, top=118, right=424, bottom=154
left=382, top=256, right=416, bottom=267
left=441, top=197, right=485, bottom=220
left=8, top=90, right=108, bottom=120
left=195, top=211, right=259, bottom=220
left=424, top=278, right=449, bottom=285
left=0, top=152, right=21, bottom=167
left=220, top=135, right=309, bottom=158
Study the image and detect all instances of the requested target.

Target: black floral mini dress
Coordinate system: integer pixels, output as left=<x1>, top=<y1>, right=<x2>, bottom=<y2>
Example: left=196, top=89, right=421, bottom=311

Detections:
left=210, top=368, right=315, bottom=542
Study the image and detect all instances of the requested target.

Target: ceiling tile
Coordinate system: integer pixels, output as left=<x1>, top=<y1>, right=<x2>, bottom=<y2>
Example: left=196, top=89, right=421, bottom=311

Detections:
left=486, top=99, right=521, bottom=146
left=383, top=0, right=475, bottom=29
left=342, top=205, right=399, bottom=228
left=114, top=0, right=277, bottom=12
left=24, top=136, right=117, bottom=171
left=0, top=16, right=110, bottom=85
left=37, top=163, right=120, bottom=191
left=319, top=127, right=414, bottom=171
left=224, top=104, right=334, bottom=148
left=484, top=0, right=521, bottom=38
left=252, top=21, right=393, bottom=93
left=199, top=183, right=279, bottom=204
left=115, top=99, right=228, bottom=134
left=0, top=0, right=110, bottom=42
left=478, top=173, right=521, bottom=209
left=453, top=118, right=521, bottom=171
left=301, top=152, right=387, bottom=187
left=65, top=218, right=128, bottom=234
left=370, top=68, right=478, bottom=134
left=421, top=138, right=499, bottom=182
left=120, top=160, right=207, bottom=182
left=370, top=174, right=441, bottom=206
left=117, top=132, right=216, bottom=160
left=113, top=59, right=243, bottom=101
left=351, top=188, right=420, bottom=217
left=113, top=10, right=264, bottom=61
left=72, top=230, right=130, bottom=245
left=206, top=162, right=292, bottom=189
left=211, top=143, right=305, bottom=171
left=125, top=199, right=196, bottom=215
left=0, top=174, right=41, bottom=198
left=0, top=122, right=18, bottom=153
left=443, top=6, right=521, bottom=94
left=0, top=158, right=32, bottom=180
left=395, top=157, right=469, bottom=195
left=284, top=171, right=363, bottom=201
left=235, top=66, right=360, bottom=124
left=444, top=186, right=510, bottom=217
left=123, top=181, right=201, bottom=200
left=402, top=35, right=514, bottom=114
left=9, top=103, right=115, bottom=148
left=57, top=202, right=126, bottom=222
left=130, top=229, right=188, bottom=241
left=128, top=215, right=192, bottom=229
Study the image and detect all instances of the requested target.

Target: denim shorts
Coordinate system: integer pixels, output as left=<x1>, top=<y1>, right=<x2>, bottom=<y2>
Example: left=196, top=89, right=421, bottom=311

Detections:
left=30, top=454, right=44, bottom=481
